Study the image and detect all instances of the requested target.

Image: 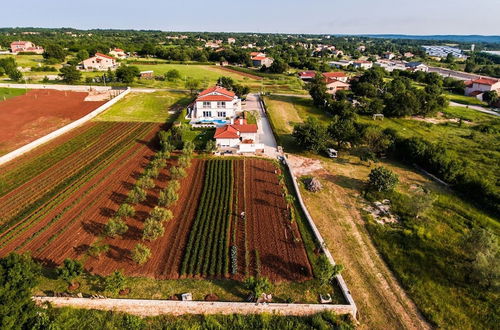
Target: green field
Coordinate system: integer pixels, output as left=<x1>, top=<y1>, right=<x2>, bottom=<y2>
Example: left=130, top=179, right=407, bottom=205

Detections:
left=96, top=91, right=192, bottom=122
left=445, top=92, right=488, bottom=106
left=0, top=87, right=27, bottom=100
left=0, top=54, right=61, bottom=77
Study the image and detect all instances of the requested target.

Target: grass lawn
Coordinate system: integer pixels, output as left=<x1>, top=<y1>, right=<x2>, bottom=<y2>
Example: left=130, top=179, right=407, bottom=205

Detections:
left=36, top=267, right=345, bottom=304
left=297, top=152, right=499, bottom=329
left=445, top=92, right=488, bottom=106
left=263, top=95, right=330, bottom=152
left=0, top=54, right=61, bottom=77
left=0, top=87, right=27, bottom=100
left=96, top=91, right=192, bottom=122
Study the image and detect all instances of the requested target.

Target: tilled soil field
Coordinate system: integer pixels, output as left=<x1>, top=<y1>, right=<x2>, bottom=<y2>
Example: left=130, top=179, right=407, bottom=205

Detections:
left=0, top=89, right=107, bottom=155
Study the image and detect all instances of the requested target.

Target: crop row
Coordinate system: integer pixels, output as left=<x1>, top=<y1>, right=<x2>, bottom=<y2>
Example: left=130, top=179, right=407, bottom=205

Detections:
left=0, top=123, right=154, bottom=247
left=180, top=159, right=233, bottom=277
left=0, top=122, right=140, bottom=219
left=0, top=122, right=116, bottom=194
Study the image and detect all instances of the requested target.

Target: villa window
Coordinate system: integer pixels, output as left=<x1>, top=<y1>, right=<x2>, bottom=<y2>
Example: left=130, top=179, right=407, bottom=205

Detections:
left=217, top=101, right=226, bottom=108
left=203, top=111, right=211, bottom=117
left=203, top=101, right=211, bottom=108
left=217, top=111, right=226, bottom=117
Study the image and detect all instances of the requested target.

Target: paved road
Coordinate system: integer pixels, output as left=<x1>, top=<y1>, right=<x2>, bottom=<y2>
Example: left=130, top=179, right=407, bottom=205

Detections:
left=449, top=101, right=499, bottom=117
left=243, top=93, right=278, bottom=158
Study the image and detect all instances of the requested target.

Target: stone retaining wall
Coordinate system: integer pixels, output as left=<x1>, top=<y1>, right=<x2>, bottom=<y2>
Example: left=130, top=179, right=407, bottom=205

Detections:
left=34, top=297, right=355, bottom=317
left=0, top=87, right=130, bottom=166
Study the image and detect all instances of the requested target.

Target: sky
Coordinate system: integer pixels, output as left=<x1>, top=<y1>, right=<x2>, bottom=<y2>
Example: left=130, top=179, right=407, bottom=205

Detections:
left=0, top=0, right=499, bottom=35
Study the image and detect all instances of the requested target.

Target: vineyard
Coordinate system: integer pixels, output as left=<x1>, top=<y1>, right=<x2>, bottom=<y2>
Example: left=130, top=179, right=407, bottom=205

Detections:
left=0, top=121, right=312, bottom=282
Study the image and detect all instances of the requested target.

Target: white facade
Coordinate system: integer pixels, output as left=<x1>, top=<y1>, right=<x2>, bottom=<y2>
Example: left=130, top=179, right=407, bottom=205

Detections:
left=190, top=86, right=242, bottom=123
left=79, top=53, right=117, bottom=71
left=465, top=79, right=500, bottom=96
left=353, top=61, right=373, bottom=69
left=109, top=49, right=127, bottom=59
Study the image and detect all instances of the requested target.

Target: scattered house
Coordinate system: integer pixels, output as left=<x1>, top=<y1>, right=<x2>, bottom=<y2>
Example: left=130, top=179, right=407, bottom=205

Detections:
left=329, top=60, right=353, bottom=68
left=214, top=118, right=262, bottom=153
left=353, top=60, right=373, bottom=70
left=464, top=78, right=500, bottom=97
left=405, top=62, right=428, bottom=72
left=374, top=59, right=406, bottom=72
left=357, top=45, right=366, bottom=52
left=298, top=70, right=316, bottom=81
left=10, top=41, right=44, bottom=54
left=205, top=41, right=221, bottom=49
left=249, top=51, right=266, bottom=58
left=322, top=72, right=348, bottom=83
left=331, top=49, right=344, bottom=57
left=109, top=48, right=127, bottom=59
left=139, top=70, right=154, bottom=79
left=227, top=38, right=236, bottom=44
left=404, top=52, right=415, bottom=58
left=189, top=86, right=242, bottom=124
left=78, top=53, right=118, bottom=71
left=382, top=52, right=395, bottom=60
left=325, top=77, right=350, bottom=95
left=251, top=55, right=274, bottom=68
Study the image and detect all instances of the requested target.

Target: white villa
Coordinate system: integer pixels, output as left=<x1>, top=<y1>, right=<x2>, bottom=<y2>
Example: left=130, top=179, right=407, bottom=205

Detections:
left=214, top=118, right=262, bottom=153
left=189, top=86, right=242, bottom=125
left=78, top=53, right=118, bottom=71
left=109, top=48, right=127, bottom=59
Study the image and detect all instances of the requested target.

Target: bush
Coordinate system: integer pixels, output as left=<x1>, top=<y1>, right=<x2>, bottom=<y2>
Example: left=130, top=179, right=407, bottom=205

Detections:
left=150, top=206, right=173, bottom=222
left=158, top=186, right=178, bottom=207
left=87, top=243, right=109, bottom=259
left=104, top=217, right=128, bottom=238
left=244, top=276, right=272, bottom=299
left=170, top=166, right=186, bottom=180
left=104, top=271, right=125, bottom=293
left=127, top=187, right=147, bottom=204
left=57, top=258, right=83, bottom=283
left=367, top=166, right=399, bottom=192
left=136, top=176, right=155, bottom=190
left=142, top=218, right=165, bottom=241
left=116, top=204, right=135, bottom=218
left=178, top=154, right=192, bottom=168
left=131, top=244, right=151, bottom=265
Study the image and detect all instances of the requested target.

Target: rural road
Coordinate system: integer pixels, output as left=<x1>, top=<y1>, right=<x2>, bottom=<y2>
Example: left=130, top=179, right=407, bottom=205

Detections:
left=244, top=93, right=278, bottom=157
left=449, top=101, right=499, bottom=116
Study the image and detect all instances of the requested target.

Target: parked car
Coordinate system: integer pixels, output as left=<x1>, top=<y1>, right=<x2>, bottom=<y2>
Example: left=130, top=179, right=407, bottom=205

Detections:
left=327, top=148, right=338, bottom=158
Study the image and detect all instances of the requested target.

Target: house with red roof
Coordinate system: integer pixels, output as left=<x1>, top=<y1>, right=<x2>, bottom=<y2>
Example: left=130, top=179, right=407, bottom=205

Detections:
left=78, top=53, right=118, bottom=71
left=251, top=53, right=274, bottom=68
left=10, top=41, right=44, bottom=54
left=214, top=118, right=261, bottom=152
left=109, top=48, right=127, bottom=59
left=353, top=60, right=373, bottom=70
left=189, top=86, right=242, bottom=124
left=325, top=77, right=350, bottom=95
left=465, top=78, right=500, bottom=97
left=298, top=71, right=316, bottom=81
left=322, top=72, right=348, bottom=83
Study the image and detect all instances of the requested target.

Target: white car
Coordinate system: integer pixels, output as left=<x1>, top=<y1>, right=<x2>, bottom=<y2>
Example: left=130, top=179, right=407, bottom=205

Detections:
left=327, top=148, right=338, bottom=158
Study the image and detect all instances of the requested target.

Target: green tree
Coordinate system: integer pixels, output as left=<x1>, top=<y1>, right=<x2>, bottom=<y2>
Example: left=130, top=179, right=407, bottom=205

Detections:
left=205, top=140, right=217, bottom=153
left=185, top=78, right=200, bottom=95
left=363, top=126, right=392, bottom=157
left=170, top=166, right=187, bottom=180
left=136, top=176, right=155, bottom=189
left=127, top=186, right=147, bottom=204
left=8, top=69, right=23, bottom=82
left=292, top=117, right=329, bottom=153
left=150, top=206, right=173, bottom=223
left=116, top=65, right=140, bottom=83
left=316, top=255, right=344, bottom=285
left=57, top=258, right=83, bottom=283
left=142, top=218, right=165, bottom=241
left=116, top=203, right=135, bottom=218
left=327, top=115, right=359, bottom=149
left=463, top=228, right=499, bottom=288
left=178, top=154, right=192, bottom=168
left=244, top=276, right=273, bottom=299
left=0, top=253, right=41, bottom=329
left=104, top=217, right=128, bottom=238
left=367, top=166, right=399, bottom=192
left=483, top=91, right=498, bottom=106
left=165, top=69, right=181, bottom=81
left=59, top=65, right=82, bottom=84
left=76, top=49, right=90, bottom=62
left=43, top=44, right=66, bottom=62
left=104, top=271, right=125, bottom=293
left=268, top=59, right=288, bottom=74
left=159, top=186, right=179, bottom=207
left=131, top=244, right=151, bottom=265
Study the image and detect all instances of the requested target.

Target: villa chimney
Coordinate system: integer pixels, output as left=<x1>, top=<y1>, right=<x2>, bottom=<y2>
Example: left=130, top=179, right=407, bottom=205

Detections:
left=239, top=118, right=244, bottom=125
left=230, top=118, right=234, bottom=125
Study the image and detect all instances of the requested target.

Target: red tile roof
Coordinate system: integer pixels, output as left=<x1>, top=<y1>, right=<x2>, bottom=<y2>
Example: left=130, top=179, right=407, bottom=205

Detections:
left=232, top=123, right=257, bottom=133
left=198, top=86, right=235, bottom=97
left=252, top=56, right=267, bottom=61
left=113, top=48, right=124, bottom=52
left=322, top=72, right=347, bottom=78
left=214, top=122, right=258, bottom=139
left=472, top=78, right=499, bottom=86
left=325, top=77, right=350, bottom=85
left=299, top=71, right=316, bottom=78
left=197, top=94, right=234, bottom=102
left=95, top=52, right=115, bottom=60
left=354, top=60, right=371, bottom=64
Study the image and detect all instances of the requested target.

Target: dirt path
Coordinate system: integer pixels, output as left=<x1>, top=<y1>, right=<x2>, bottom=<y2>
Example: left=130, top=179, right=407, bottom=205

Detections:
left=289, top=156, right=431, bottom=330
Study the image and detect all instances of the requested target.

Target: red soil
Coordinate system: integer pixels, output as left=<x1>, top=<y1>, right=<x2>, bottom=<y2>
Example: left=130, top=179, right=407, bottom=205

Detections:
left=0, top=89, right=106, bottom=155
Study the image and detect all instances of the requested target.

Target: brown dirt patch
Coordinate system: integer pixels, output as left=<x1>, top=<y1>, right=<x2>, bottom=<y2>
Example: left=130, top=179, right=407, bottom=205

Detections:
left=0, top=89, right=106, bottom=155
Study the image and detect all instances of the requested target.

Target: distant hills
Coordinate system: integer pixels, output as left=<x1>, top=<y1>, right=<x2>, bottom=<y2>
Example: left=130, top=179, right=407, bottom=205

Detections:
left=358, top=34, right=500, bottom=44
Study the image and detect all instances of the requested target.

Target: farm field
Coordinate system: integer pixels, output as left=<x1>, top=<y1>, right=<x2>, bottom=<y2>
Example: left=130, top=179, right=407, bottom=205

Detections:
left=0, top=89, right=107, bottom=156
left=0, top=87, right=27, bottom=100
left=96, top=91, right=191, bottom=122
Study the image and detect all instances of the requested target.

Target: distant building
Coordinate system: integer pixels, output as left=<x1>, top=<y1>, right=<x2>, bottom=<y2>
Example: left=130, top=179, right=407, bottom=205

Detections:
left=78, top=53, right=118, bottom=71
left=214, top=118, right=258, bottom=151
left=403, top=52, right=415, bottom=58
left=139, top=70, right=154, bottom=79
left=109, top=48, right=127, bottom=59
left=465, top=78, right=500, bottom=96
left=227, top=38, right=236, bottom=44
left=322, top=72, right=348, bottom=83
left=298, top=71, right=316, bottom=81
left=374, top=60, right=406, bottom=72
left=329, top=60, right=353, bottom=68
left=353, top=60, right=373, bottom=70
left=382, top=52, right=395, bottom=60
left=405, top=62, right=428, bottom=72
left=10, top=41, right=44, bottom=54
left=251, top=55, right=274, bottom=68
left=325, top=77, right=350, bottom=95
left=422, top=45, right=466, bottom=59
left=357, top=45, right=366, bottom=52
left=189, top=86, right=242, bottom=124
